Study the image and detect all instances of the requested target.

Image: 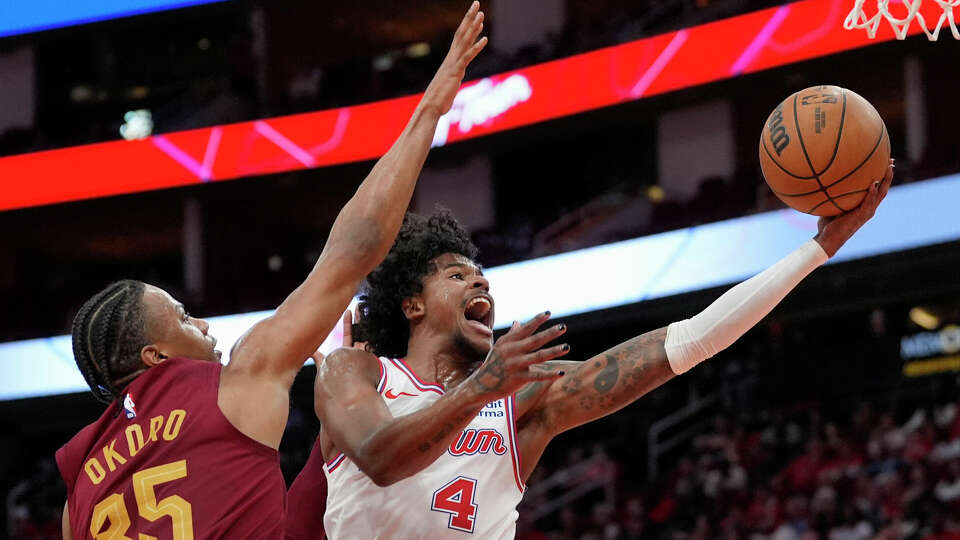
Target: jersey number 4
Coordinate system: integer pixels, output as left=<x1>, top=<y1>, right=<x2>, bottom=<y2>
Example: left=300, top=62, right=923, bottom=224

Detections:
left=89, top=459, right=194, bottom=540
left=431, top=476, right=479, bottom=533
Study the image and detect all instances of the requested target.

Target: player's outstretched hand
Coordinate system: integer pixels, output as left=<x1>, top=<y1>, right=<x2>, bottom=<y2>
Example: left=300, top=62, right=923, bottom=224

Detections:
left=421, top=1, right=487, bottom=116
left=815, top=159, right=894, bottom=257
left=465, top=311, right=569, bottom=403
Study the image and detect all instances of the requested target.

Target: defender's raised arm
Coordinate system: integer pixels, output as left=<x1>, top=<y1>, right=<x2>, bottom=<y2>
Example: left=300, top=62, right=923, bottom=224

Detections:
left=221, top=2, right=489, bottom=450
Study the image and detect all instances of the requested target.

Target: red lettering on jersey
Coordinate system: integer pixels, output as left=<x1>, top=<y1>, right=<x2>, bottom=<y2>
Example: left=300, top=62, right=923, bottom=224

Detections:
left=448, top=429, right=507, bottom=456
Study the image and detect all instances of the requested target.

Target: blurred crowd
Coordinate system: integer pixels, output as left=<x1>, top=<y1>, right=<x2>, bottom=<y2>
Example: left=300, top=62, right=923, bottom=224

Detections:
left=518, top=399, right=960, bottom=540
left=6, top=459, right=62, bottom=540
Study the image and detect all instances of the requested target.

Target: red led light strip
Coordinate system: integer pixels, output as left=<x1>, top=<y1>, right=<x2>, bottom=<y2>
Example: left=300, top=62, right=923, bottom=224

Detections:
left=0, top=0, right=933, bottom=211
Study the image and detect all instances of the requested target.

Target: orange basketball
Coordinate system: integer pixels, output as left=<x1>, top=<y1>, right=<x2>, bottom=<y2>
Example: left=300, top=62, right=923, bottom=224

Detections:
left=758, top=85, right=890, bottom=216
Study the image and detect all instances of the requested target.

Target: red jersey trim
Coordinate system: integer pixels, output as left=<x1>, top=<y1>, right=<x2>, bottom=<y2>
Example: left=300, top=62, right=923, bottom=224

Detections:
left=325, top=452, right=347, bottom=473
left=376, top=358, right=387, bottom=394
left=391, top=358, right=444, bottom=395
left=505, top=394, right=526, bottom=493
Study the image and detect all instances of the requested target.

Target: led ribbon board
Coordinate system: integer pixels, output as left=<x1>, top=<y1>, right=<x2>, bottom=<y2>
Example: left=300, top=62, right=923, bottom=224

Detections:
left=4, top=173, right=959, bottom=400
left=0, top=0, right=942, bottom=212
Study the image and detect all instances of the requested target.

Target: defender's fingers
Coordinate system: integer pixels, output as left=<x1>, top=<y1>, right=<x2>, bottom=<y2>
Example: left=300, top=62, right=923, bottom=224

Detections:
left=310, top=350, right=325, bottom=365
left=457, top=11, right=484, bottom=54
left=462, top=35, right=487, bottom=66
left=467, top=11, right=484, bottom=36
left=454, top=2, right=481, bottom=42
left=341, top=310, right=354, bottom=347
left=470, top=12, right=485, bottom=38
left=517, top=343, right=571, bottom=367
left=517, top=323, right=567, bottom=352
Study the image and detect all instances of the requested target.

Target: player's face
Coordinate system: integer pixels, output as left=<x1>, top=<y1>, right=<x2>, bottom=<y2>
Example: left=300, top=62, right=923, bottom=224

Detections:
left=142, top=285, right=221, bottom=363
left=418, top=253, right=495, bottom=358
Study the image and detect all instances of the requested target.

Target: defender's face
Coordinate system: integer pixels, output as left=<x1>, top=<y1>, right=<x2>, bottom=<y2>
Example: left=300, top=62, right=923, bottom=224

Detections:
left=417, top=253, right=495, bottom=356
left=142, top=285, right=221, bottom=363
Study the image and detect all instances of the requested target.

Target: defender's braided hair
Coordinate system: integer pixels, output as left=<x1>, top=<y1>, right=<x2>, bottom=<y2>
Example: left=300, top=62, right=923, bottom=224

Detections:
left=71, top=280, right=150, bottom=404
left=355, top=210, right=479, bottom=359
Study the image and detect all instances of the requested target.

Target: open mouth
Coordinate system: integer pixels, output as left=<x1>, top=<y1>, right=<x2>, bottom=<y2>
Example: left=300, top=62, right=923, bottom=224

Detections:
left=463, top=295, right=494, bottom=337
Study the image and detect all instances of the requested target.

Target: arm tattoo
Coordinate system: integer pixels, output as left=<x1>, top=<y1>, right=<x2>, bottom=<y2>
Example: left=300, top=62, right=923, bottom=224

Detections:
left=470, top=352, right=507, bottom=394
left=593, top=354, right=619, bottom=394
left=556, top=327, right=672, bottom=425
left=560, top=372, right=583, bottom=394
left=516, top=381, right=544, bottom=404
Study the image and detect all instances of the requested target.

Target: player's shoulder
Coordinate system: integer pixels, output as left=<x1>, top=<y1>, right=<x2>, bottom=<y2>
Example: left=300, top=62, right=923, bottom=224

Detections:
left=56, top=412, right=115, bottom=492
left=319, top=347, right=382, bottom=387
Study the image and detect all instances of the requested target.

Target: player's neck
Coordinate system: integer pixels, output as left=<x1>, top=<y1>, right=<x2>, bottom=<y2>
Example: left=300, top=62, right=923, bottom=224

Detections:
left=404, top=334, right=480, bottom=389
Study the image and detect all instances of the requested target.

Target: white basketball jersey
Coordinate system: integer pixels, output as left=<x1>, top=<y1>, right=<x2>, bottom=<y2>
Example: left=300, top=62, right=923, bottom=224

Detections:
left=323, top=357, right=525, bottom=539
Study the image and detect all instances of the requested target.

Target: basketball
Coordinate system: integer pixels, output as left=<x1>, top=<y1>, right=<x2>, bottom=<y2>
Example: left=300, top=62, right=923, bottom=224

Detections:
left=759, top=85, right=890, bottom=216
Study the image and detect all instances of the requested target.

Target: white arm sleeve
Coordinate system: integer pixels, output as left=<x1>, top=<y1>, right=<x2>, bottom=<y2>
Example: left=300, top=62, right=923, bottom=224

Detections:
left=664, top=239, right=829, bottom=374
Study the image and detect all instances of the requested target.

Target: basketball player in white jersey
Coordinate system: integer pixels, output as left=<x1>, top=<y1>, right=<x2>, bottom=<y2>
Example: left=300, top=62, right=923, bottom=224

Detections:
left=302, top=167, right=896, bottom=538
left=299, top=133, right=895, bottom=540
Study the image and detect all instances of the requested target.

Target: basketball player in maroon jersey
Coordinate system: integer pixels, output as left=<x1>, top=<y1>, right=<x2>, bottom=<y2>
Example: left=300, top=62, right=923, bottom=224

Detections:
left=293, top=162, right=893, bottom=536
left=56, top=4, right=489, bottom=538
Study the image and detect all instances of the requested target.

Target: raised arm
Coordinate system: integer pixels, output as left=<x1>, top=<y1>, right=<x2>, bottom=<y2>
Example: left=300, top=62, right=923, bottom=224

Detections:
left=316, top=313, right=567, bottom=486
left=220, top=3, right=488, bottom=448
left=515, top=163, right=894, bottom=471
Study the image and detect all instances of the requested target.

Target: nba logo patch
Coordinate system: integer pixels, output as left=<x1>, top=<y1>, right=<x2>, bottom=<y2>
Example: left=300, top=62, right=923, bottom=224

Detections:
left=123, top=393, right=137, bottom=419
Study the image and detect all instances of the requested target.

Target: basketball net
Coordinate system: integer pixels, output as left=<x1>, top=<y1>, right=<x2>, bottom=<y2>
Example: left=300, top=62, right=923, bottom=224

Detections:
left=844, top=0, right=960, bottom=40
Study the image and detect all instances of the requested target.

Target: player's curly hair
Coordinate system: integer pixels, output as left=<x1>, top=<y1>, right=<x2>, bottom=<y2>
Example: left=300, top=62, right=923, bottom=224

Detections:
left=355, top=210, right=479, bottom=359
left=71, top=280, right=150, bottom=404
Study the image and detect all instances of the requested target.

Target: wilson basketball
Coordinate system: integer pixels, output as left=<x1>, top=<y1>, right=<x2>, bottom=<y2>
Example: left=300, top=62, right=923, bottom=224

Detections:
left=759, top=85, right=890, bottom=216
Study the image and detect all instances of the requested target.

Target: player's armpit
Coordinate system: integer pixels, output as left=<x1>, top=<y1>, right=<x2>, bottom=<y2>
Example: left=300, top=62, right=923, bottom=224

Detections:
left=218, top=257, right=370, bottom=449
left=316, top=348, right=489, bottom=487
left=218, top=1, right=488, bottom=452
left=225, top=242, right=378, bottom=383
left=223, top=0, right=490, bottom=387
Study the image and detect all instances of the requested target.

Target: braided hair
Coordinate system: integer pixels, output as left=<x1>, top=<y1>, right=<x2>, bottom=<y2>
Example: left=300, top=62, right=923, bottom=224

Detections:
left=71, top=280, right=150, bottom=404
left=355, top=210, right=479, bottom=359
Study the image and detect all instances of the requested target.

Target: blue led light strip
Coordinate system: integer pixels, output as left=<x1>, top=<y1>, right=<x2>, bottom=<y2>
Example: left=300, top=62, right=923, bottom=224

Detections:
left=0, top=0, right=228, bottom=38
left=3, top=173, right=958, bottom=400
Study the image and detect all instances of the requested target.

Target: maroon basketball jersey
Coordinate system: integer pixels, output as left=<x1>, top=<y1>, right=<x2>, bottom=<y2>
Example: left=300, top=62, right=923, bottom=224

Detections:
left=56, top=357, right=287, bottom=539
left=285, top=435, right=327, bottom=540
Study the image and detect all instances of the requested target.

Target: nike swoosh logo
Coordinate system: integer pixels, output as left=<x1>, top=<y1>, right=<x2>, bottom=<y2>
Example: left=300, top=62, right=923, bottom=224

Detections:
left=384, top=389, right=417, bottom=399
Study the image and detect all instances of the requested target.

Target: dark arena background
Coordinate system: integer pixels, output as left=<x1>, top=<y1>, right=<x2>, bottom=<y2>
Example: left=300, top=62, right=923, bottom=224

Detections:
left=2, top=0, right=960, bottom=538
